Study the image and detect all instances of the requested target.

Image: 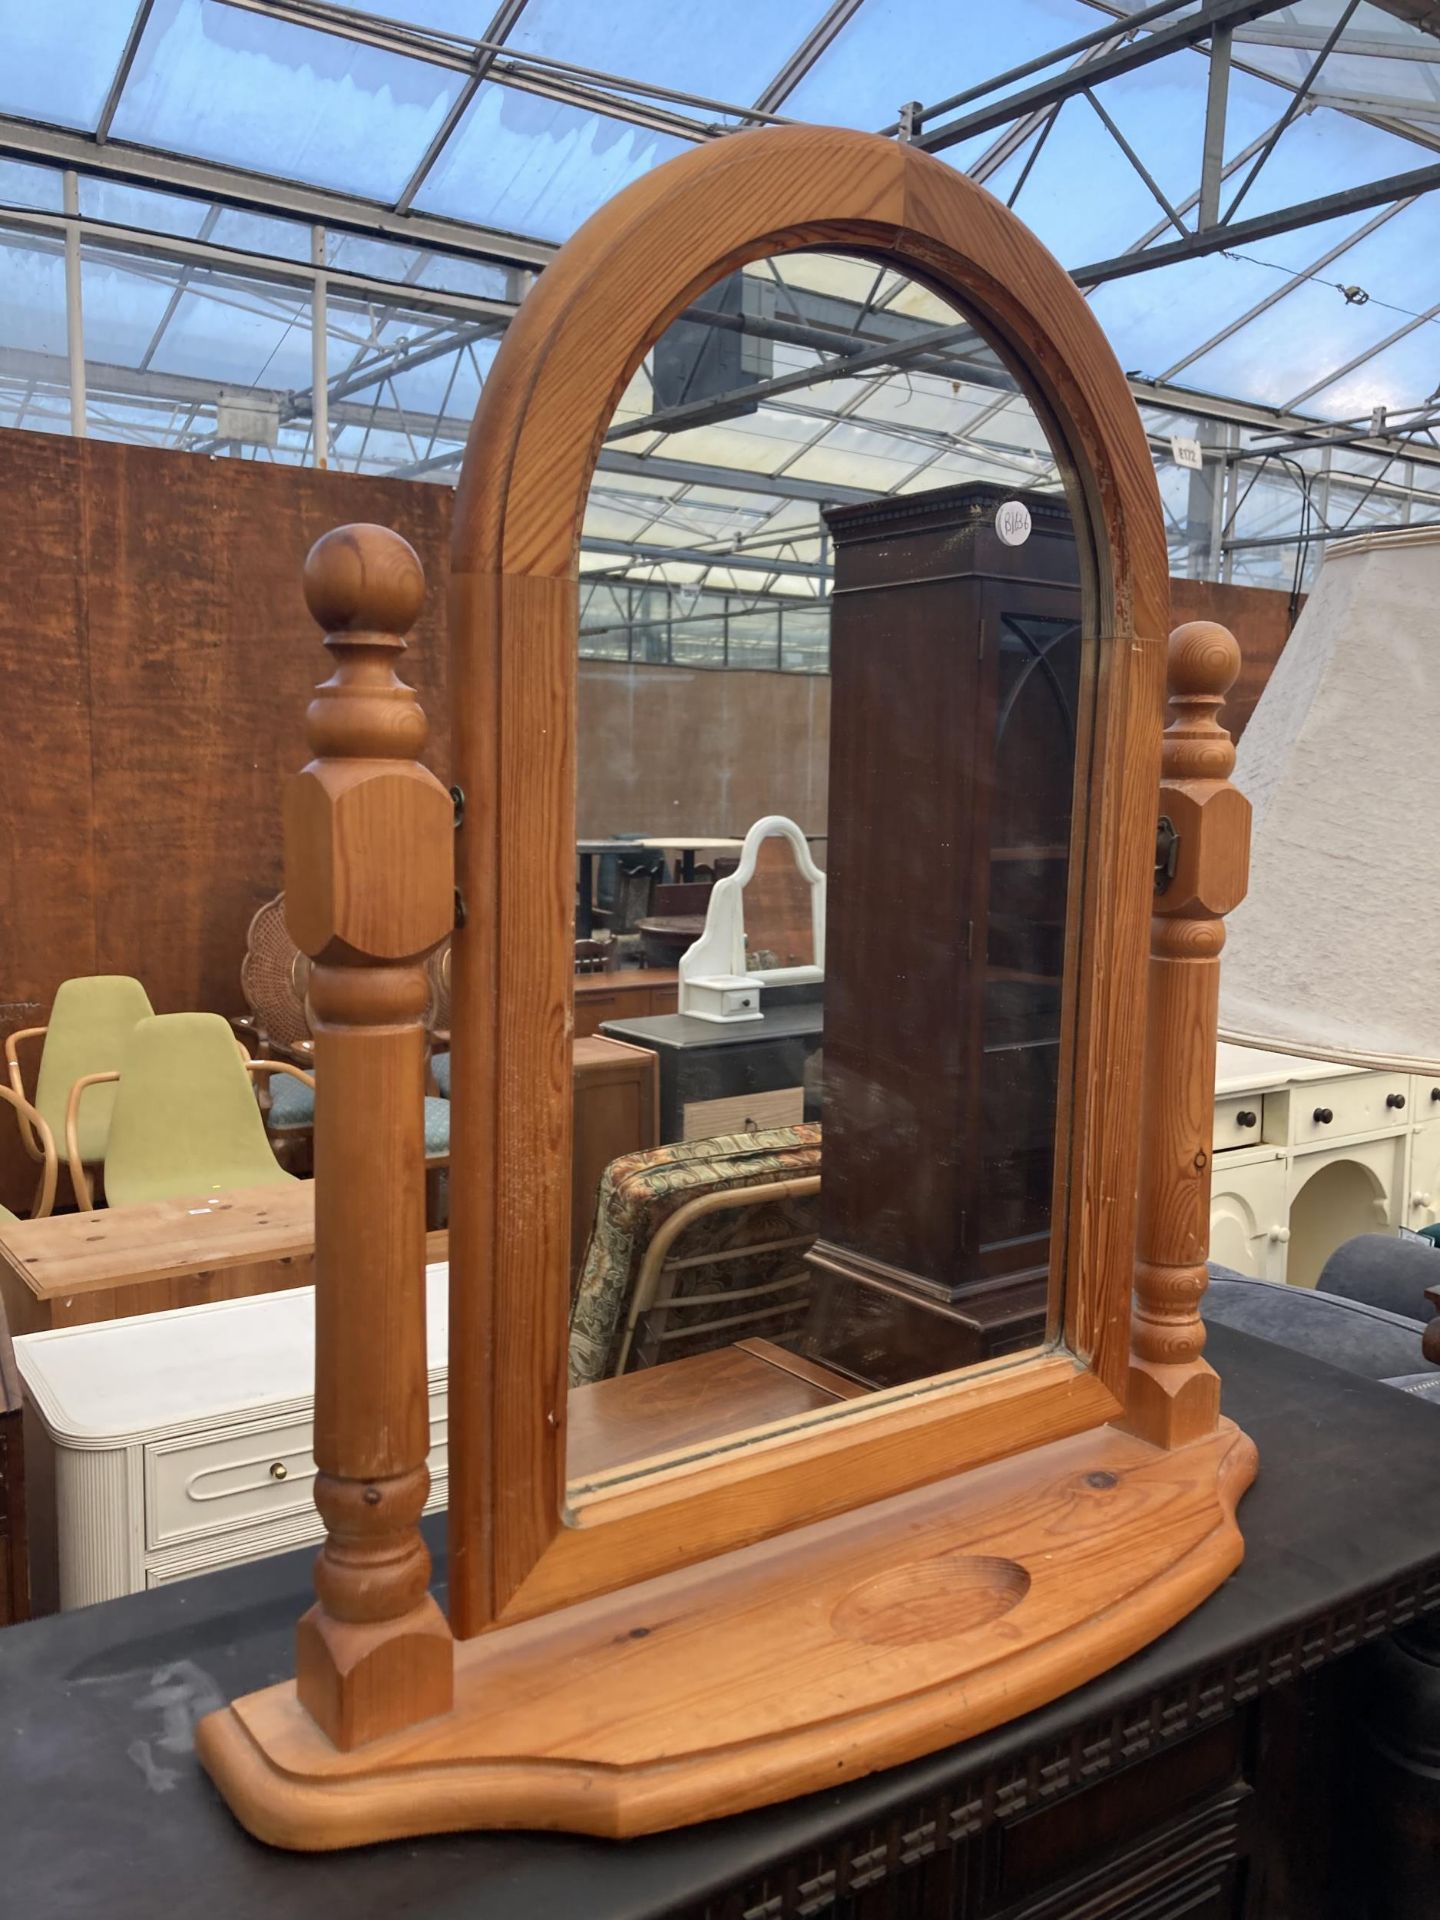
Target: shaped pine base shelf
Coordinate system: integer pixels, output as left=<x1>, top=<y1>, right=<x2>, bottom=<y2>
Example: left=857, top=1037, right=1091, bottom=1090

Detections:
left=197, top=1416, right=1256, bottom=1850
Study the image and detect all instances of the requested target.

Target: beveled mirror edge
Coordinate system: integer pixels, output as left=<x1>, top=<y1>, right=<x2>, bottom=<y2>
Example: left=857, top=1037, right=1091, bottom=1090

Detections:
left=447, top=125, right=1169, bottom=1637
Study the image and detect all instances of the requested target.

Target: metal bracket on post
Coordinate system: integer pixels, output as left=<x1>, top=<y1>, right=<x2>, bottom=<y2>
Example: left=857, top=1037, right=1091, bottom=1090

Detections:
left=1155, top=814, right=1181, bottom=895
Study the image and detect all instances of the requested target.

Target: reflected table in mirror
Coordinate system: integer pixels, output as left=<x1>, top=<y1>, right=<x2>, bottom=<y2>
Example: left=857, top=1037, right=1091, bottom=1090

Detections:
left=568, top=1337, right=867, bottom=1489
left=600, top=1002, right=824, bottom=1144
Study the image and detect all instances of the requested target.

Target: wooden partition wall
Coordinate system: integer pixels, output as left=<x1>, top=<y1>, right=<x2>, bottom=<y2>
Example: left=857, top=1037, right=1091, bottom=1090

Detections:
left=0, top=431, right=450, bottom=1209
left=0, top=424, right=1294, bottom=1210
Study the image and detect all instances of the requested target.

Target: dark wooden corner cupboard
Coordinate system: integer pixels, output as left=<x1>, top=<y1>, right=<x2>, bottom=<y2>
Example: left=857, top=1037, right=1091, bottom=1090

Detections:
left=808, top=482, right=1082, bottom=1387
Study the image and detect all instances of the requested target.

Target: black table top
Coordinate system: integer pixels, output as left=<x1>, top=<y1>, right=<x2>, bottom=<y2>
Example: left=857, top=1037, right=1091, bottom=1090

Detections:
left=4, top=1323, right=1439, bottom=1920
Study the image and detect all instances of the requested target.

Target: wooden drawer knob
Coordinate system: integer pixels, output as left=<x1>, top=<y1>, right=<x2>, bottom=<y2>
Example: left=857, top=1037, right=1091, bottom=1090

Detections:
left=1313, top=1107, right=1334, bottom=1125
left=1235, top=1110, right=1258, bottom=1129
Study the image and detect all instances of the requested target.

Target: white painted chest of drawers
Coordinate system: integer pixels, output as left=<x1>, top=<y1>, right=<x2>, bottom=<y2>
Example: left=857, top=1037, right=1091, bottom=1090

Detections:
left=1210, top=1046, right=1435, bottom=1288
left=14, top=1264, right=450, bottom=1611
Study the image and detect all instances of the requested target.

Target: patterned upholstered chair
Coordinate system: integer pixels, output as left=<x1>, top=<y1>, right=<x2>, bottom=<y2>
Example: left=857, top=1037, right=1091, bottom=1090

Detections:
left=569, top=1124, right=822, bottom=1386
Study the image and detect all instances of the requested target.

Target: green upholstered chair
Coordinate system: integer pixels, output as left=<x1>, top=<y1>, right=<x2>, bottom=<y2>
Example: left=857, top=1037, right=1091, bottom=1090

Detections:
left=6, top=975, right=153, bottom=1201
left=0, top=1086, right=58, bottom=1227
left=65, top=1013, right=308, bottom=1210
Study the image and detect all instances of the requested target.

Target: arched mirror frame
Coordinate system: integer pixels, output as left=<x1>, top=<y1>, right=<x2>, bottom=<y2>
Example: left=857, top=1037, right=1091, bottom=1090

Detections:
left=198, top=124, right=1255, bottom=1853
left=446, top=125, right=1170, bottom=1637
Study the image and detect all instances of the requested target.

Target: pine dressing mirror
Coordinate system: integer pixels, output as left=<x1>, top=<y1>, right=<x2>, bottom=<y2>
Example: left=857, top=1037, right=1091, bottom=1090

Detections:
left=199, top=124, right=1257, bottom=1851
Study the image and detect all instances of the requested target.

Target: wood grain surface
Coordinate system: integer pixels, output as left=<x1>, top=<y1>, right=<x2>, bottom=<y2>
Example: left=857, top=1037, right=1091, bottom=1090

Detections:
left=1127, top=623, right=1251, bottom=1448
left=285, top=525, right=457, bottom=1751
left=197, top=1415, right=1256, bottom=1847
left=0, top=1183, right=447, bottom=1336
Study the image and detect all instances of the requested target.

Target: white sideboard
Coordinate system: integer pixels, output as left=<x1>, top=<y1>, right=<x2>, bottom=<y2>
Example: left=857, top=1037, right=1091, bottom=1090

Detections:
left=1211, top=1045, right=1437, bottom=1288
left=15, top=1055, right=1434, bottom=1612
left=14, top=1263, right=450, bottom=1611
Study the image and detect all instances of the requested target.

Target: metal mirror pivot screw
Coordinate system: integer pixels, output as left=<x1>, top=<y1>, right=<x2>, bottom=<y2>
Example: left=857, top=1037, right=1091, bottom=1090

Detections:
left=1235, top=1110, right=1258, bottom=1129
left=1313, top=1107, right=1334, bottom=1125
left=1388, top=1092, right=1407, bottom=1110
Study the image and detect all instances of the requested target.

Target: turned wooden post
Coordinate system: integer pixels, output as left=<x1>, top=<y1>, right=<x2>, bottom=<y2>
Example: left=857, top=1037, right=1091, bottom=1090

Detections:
left=1126, top=621, right=1251, bottom=1449
left=284, top=524, right=455, bottom=1747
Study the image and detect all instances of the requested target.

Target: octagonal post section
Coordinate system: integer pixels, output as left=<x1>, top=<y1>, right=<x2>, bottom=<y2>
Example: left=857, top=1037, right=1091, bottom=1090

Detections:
left=283, top=524, right=456, bottom=1748
left=1126, top=622, right=1251, bottom=1449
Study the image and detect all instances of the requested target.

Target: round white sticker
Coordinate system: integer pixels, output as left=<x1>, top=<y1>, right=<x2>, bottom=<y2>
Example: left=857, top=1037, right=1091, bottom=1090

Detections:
left=995, top=499, right=1032, bottom=547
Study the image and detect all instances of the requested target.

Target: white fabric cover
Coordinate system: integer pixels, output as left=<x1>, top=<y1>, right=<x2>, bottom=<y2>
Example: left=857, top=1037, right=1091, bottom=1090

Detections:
left=1219, top=527, right=1440, bottom=1072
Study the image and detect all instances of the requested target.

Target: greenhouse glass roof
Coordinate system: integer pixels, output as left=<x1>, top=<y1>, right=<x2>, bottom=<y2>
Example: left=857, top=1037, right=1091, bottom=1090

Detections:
left=3, top=0, right=1440, bottom=600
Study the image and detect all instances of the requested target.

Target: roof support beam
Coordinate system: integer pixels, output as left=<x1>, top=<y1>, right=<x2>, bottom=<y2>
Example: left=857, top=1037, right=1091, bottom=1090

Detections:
left=0, top=201, right=520, bottom=328
left=1083, top=86, right=1189, bottom=237
left=876, top=0, right=1199, bottom=136
left=597, top=449, right=874, bottom=506
left=1365, top=2, right=1440, bottom=39
left=908, top=0, right=1297, bottom=153
left=0, top=117, right=553, bottom=274
left=217, top=0, right=786, bottom=140
left=95, top=0, right=155, bottom=143
left=394, top=0, right=530, bottom=214
left=1220, top=0, right=1360, bottom=223
left=1071, top=158, right=1440, bottom=283
left=1199, top=23, right=1232, bottom=227
left=1281, top=301, right=1440, bottom=411
left=1158, top=197, right=1412, bottom=380
left=581, top=535, right=823, bottom=579
left=1224, top=516, right=1440, bottom=552
left=605, top=319, right=983, bottom=443
left=1233, top=23, right=1440, bottom=58
left=753, top=0, right=867, bottom=113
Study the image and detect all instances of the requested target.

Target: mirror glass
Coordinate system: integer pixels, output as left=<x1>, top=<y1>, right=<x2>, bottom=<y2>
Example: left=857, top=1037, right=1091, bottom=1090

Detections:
left=565, top=251, right=1096, bottom=1493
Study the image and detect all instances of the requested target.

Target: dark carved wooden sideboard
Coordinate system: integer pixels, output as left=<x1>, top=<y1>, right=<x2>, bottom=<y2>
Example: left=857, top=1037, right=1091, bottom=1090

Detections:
left=0, top=1323, right=1436, bottom=1920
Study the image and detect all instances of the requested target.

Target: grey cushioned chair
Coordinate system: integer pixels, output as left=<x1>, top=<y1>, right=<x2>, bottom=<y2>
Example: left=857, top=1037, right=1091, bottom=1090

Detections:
left=1204, top=1235, right=1440, bottom=1404
left=1315, top=1231, right=1439, bottom=1326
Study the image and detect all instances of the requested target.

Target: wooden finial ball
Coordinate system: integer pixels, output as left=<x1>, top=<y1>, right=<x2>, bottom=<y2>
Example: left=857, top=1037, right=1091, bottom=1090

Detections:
left=1168, top=620, right=1240, bottom=699
left=304, top=524, right=425, bottom=637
